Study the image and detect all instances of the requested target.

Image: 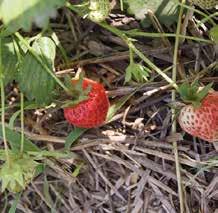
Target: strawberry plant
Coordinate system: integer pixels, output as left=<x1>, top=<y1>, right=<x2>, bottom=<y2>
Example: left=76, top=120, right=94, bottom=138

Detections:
left=0, top=0, right=217, bottom=212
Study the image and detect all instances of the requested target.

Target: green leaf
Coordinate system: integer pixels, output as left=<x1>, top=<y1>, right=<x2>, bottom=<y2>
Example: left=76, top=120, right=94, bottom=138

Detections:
left=0, top=0, right=66, bottom=33
left=178, top=81, right=213, bottom=106
left=0, top=124, right=39, bottom=152
left=62, top=73, right=91, bottom=107
left=64, top=127, right=87, bottom=150
left=0, top=154, right=38, bottom=192
left=0, top=162, right=24, bottom=192
left=64, top=75, right=74, bottom=92
left=9, top=110, right=21, bottom=129
left=125, top=63, right=132, bottom=83
left=178, top=82, right=190, bottom=100
left=125, top=62, right=149, bottom=83
left=124, top=0, right=179, bottom=27
left=197, top=82, right=213, bottom=101
left=0, top=149, right=7, bottom=160
left=43, top=175, right=53, bottom=208
left=1, top=37, right=18, bottom=85
left=210, top=25, right=218, bottom=44
left=178, top=81, right=198, bottom=102
left=18, top=37, right=56, bottom=105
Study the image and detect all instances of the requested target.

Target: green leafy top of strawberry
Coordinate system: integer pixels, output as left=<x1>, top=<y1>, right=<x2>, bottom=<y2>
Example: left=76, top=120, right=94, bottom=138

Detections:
left=62, top=72, right=91, bottom=107
left=178, top=81, right=213, bottom=107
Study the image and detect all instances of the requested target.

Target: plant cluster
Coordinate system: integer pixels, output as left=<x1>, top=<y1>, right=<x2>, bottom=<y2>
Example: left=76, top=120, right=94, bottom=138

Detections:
left=0, top=0, right=217, bottom=211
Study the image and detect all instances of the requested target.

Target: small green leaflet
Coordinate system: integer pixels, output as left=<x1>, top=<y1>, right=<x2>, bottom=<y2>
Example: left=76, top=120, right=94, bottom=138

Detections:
left=0, top=0, right=66, bottom=33
left=64, top=127, right=87, bottom=150
left=178, top=81, right=213, bottom=106
left=124, top=0, right=179, bottom=27
left=9, top=110, right=21, bottom=129
left=125, top=62, right=150, bottom=83
left=18, top=37, right=57, bottom=105
left=62, top=73, right=90, bottom=107
left=196, top=83, right=213, bottom=101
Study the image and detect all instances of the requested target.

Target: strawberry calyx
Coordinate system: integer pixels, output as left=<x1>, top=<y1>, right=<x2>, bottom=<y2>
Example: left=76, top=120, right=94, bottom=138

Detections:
left=178, top=81, right=213, bottom=108
left=62, top=72, right=91, bottom=108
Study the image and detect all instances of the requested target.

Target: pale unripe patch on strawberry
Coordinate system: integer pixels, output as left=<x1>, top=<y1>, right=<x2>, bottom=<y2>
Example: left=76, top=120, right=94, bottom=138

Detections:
left=179, top=106, right=196, bottom=128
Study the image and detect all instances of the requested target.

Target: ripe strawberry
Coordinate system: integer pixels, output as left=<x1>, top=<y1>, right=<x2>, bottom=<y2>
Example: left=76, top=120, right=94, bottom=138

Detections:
left=64, top=78, right=110, bottom=128
left=178, top=92, right=218, bottom=142
left=189, top=0, right=217, bottom=9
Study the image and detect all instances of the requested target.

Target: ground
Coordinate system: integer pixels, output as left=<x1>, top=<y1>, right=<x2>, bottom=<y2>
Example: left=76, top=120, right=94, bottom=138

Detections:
left=0, top=1, right=218, bottom=213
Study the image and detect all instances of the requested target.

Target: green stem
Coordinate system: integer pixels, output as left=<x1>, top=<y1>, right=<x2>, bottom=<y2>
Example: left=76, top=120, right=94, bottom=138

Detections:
left=98, top=22, right=179, bottom=90
left=120, top=0, right=124, bottom=11
left=14, top=32, right=70, bottom=94
left=0, top=37, right=10, bottom=166
left=172, top=1, right=185, bottom=212
left=129, top=47, right=134, bottom=64
left=20, top=93, right=24, bottom=154
left=124, top=31, right=213, bottom=44
left=131, top=45, right=178, bottom=90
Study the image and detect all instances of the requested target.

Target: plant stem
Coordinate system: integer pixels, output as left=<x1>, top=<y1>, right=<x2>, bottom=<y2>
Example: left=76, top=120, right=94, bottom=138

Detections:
left=14, top=32, right=70, bottom=94
left=131, top=45, right=178, bottom=90
left=20, top=93, right=24, bottom=154
left=98, top=22, right=179, bottom=90
left=120, top=0, right=124, bottom=11
left=172, top=0, right=185, bottom=212
left=0, top=37, right=10, bottom=166
left=129, top=47, right=134, bottom=64
left=197, top=12, right=218, bottom=27
left=124, top=31, right=213, bottom=44
left=66, top=2, right=178, bottom=90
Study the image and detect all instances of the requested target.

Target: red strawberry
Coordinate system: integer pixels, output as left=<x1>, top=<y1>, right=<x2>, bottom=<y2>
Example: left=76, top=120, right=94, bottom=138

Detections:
left=178, top=92, right=218, bottom=142
left=64, top=78, right=110, bottom=128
